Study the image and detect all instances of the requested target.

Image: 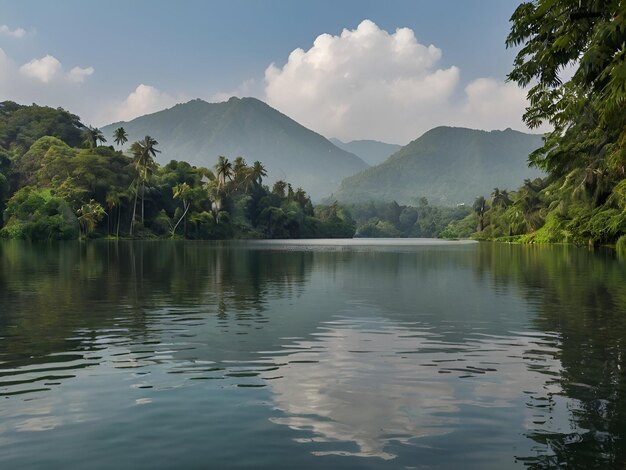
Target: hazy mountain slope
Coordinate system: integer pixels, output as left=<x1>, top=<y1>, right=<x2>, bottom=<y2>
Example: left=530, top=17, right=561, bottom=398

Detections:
left=332, top=127, right=544, bottom=206
left=329, top=138, right=402, bottom=166
left=102, top=97, right=367, bottom=199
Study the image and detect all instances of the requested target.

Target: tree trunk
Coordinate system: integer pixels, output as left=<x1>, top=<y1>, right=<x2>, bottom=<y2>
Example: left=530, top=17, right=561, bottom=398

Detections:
left=116, top=206, right=121, bottom=238
left=131, top=188, right=139, bottom=235
left=141, top=182, right=145, bottom=224
left=170, top=201, right=190, bottom=238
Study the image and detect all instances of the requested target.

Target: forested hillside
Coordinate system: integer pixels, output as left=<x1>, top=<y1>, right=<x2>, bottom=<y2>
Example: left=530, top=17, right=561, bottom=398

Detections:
left=333, top=127, right=543, bottom=205
left=102, top=97, right=367, bottom=199
left=444, top=0, right=626, bottom=249
left=0, top=102, right=354, bottom=240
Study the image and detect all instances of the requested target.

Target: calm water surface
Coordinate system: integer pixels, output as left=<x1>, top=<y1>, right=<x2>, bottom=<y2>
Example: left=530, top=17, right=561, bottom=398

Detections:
left=0, top=239, right=625, bottom=469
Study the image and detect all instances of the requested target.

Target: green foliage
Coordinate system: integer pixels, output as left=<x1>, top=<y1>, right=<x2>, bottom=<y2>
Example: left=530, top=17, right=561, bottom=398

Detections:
left=77, top=200, right=106, bottom=238
left=83, top=126, right=107, bottom=149
left=1, top=187, right=77, bottom=240
left=333, top=127, right=543, bottom=205
left=0, top=101, right=85, bottom=152
left=113, top=127, right=128, bottom=147
left=444, top=1, right=626, bottom=247
left=0, top=115, right=354, bottom=240
left=346, top=200, right=470, bottom=238
left=100, top=97, right=367, bottom=199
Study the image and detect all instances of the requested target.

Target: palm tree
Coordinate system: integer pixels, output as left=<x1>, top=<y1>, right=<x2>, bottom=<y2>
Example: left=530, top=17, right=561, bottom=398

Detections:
left=171, top=182, right=193, bottom=238
left=77, top=200, right=106, bottom=239
left=491, top=188, right=512, bottom=209
left=294, top=187, right=308, bottom=208
left=272, top=180, right=287, bottom=198
left=105, top=190, right=121, bottom=236
left=473, top=196, right=488, bottom=232
left=113, top=127, right=128, bottom=148
left=130, top=135, right=160, bottom=234
left=515, top=184, right=544, bottom=231
left=215, top=156, right=233, bottom=191
left=233, top=156, right=247, bottom=182
left=84, top=126, right=107, bottom=149
left=251, top=161, right=267, bottom=185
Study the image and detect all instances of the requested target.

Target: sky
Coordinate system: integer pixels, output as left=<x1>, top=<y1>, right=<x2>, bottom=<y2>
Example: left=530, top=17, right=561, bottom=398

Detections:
left=0, top=0, right=532, bottom=144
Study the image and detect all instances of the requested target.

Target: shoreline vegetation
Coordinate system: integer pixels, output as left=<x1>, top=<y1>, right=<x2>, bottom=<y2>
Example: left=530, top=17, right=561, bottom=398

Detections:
left=0, top=102, right=471, bottom=243
left=434, top=1, right=626, bottom=253
left=0, top=97, right=622, bottom=253
left=0, top=2, right=624, bottom=248
left=0, top=102, right=355, bottom=241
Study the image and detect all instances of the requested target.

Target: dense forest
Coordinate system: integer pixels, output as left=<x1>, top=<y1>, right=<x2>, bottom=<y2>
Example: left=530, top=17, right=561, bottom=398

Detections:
left=0, top=101, right=355, bottom=240
left=445, top=1, right=626, bottom=250
left=347, top=199, right=469, bottom=238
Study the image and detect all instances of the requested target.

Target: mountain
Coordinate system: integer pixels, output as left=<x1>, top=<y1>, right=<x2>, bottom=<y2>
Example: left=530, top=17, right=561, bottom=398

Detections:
left=332, top=126, right=544, bottom=206
left=102, top=97, right=367, bottom=199
left=329, top=138, right=402, bottom=166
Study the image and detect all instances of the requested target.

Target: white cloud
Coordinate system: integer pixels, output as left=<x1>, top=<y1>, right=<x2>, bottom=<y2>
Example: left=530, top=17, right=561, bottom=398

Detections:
left=458, top=78, right=528, bottom=129
left=102, top=84, right=181, bottom=123
left=18, top=54, right=94, bottom=85
left=0, top=25, right=26, bottom=38
left=264, top=20, right=536, bottom=143
left=0, top=48, right=94, bottom=110
left=20, top=55, right=63, bottom=83
left=68, top=66, right=94, bottom=83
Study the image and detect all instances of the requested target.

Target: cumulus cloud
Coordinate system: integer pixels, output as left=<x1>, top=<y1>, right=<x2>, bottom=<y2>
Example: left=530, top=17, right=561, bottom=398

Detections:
left=0, top=48, right=94, bottom=117
left=19, top=54, right=94, bottom=85
left=457, top=78, right=528, bottom=130
left=0, top=25, right=26, bottom=38
left=264, top=20, right=535, bottom=143
left=101, top=84, right=181, bottom=123
left=68, top=66, right=95, bottom=83
left=20, top=55, right=63, bottom=83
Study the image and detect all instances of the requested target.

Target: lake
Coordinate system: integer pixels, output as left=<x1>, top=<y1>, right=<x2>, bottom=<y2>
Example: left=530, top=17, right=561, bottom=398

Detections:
left=0, top=239, right=625, bottom=469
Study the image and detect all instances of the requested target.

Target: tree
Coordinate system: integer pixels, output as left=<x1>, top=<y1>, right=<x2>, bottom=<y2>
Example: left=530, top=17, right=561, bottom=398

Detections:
left=0, top=101, right=85, bottom=150
left=491, top=188, right=512, bottom=209
left=105, top=190, right=124, bottom=237
left=84, top=126, right=106, bottom=149
left=473, top=196, right=488, bottom=232
left=130, top=135, right=160, bottom=234
left=171, top=182, right=195, bottom=238
left=506, top=1, right=626, bottom=175
left=272, top=180, right=287, bottom=199
left=293, top=187, right=309, bottom=208
left=77, top=200, right=106, bottom=239
left=215, top=156, right=233, bottom=191
left=232, top=156, right=247, bottom=184
left=251, top=161, right=267, bottom=185
left=113, top=127, right=128, bottom=148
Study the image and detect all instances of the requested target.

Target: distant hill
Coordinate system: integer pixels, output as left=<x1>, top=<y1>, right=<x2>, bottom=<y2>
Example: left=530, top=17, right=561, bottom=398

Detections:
left=329, top=138, right=401, bottom=166
left=102, top=97, right=367, bottom=199
left=332, top=126, right=544, bottom=206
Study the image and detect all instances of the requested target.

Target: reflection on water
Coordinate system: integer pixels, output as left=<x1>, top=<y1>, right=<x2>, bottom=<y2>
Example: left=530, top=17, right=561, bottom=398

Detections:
left=0, top=240, right=625, bottom=468
left=267, top=317, right=561, bottom=461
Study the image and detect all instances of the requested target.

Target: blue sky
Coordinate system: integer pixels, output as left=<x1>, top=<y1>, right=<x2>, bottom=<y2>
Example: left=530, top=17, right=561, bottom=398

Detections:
left=0, top=0, right=529, bottom=143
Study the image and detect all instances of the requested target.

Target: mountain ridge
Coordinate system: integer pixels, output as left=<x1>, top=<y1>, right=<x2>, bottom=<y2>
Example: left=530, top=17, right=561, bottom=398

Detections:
left=102, top=97, right=368, bottom=199
left=332, top=126, right=544, bottom=206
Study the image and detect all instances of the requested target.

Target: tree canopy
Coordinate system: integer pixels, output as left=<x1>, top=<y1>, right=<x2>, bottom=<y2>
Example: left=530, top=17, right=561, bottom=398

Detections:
left=0, top=103, right=355, bottom=240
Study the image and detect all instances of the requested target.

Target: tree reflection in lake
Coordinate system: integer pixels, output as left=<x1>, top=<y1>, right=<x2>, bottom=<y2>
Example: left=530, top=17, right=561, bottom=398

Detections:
left=473, top=243, right=626, bottom=468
